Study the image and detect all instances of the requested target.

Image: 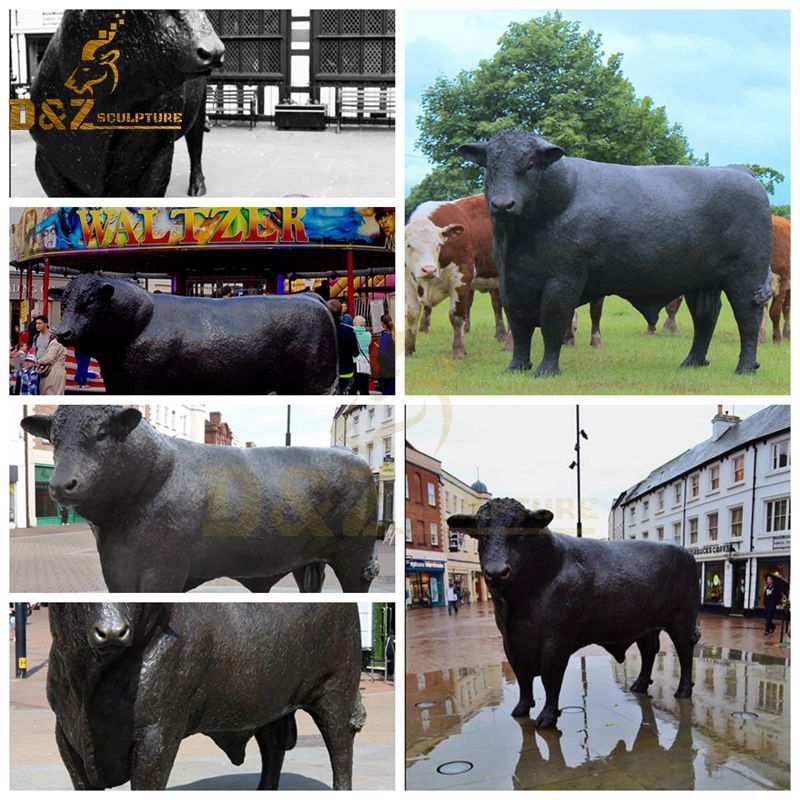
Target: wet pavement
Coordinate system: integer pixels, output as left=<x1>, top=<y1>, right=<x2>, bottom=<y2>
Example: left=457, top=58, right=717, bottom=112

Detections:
left=11, top=608, right=395, bottom=790
left=10, top=523, right=396, bottom=594
left=11, top=126, right=394, bottom=198
left=406, top=604, right=790, bottom=790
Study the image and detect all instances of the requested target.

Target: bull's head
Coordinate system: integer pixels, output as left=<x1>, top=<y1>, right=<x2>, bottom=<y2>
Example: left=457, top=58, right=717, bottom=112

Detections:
left=52, top=274, right=121, bottom=349
left=405, top=216, right=464, bottom=282
left=448, top=498, right=553, bottom=587
left=64, top=13, right=124, bottom=96
left=20, top=406, right=143, bottom=511
left=458, top=131, right=565, bottom=220
left=50, top=603, right=169, bottom=656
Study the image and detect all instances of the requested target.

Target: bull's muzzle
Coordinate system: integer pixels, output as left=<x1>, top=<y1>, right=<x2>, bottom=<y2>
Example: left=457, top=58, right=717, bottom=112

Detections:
left=490, top=197, right=517, bottom=215
left=49, top=475, right=80, bottom=503
left=417, top=264, right=438, bottom=279
left=89, top=616, right=132, bottom=650
left=485, top=564, right=513, bottom=584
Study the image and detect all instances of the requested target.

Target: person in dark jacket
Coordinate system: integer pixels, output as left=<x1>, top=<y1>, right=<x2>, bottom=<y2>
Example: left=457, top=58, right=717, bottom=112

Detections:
left=764, top=574, right=781, bottom=634
left=377, top=313, right=395, bottom=395
left=329, top=299, right=359, bottom=394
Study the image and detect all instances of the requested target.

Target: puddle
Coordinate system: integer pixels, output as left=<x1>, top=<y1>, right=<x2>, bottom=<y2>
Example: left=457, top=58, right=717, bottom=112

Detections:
left=406, top=645, right=790, bottom=790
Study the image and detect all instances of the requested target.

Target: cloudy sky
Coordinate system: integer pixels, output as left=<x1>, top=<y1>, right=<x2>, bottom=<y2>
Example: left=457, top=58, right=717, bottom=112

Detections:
left=405, top=9, right=790, bottom=204
left=406, top=403, right=775, bottom=539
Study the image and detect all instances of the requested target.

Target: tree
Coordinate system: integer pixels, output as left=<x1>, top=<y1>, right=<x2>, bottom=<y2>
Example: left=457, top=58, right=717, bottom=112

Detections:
left=747, top=164, right=785, bottom=197
left=410, top=12, right=695, bottom=205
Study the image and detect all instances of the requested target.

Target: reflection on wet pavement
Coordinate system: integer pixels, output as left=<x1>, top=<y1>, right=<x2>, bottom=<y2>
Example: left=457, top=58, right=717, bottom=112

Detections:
left=406, top=645, right=790, bottom=790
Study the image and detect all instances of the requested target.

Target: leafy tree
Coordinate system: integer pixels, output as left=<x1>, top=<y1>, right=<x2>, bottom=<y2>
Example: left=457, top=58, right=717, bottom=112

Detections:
left=771, top=205, right=790, bottom=219
left=747, top=164, right=785, bottom=197
left=405, top=169, right=479, bottom=219
left=410, top=11, right=695, bottom=205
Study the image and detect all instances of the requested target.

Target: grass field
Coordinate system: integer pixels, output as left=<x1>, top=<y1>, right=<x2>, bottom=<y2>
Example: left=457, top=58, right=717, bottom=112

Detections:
left=405, top=294, right=790, bottom=395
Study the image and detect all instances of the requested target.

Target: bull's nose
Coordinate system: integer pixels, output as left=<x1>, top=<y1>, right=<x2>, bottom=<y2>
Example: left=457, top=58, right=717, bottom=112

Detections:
left=196, top=41, right=225, bottom=69
left=418, top=265, right=437, bottom=277
left=50, top=477, right=78, bottom=497
left=486, top=565, right=513, bottom=583
left=90, top=619, right=132, bottom=649
left=57, top=328, right=73, bottom=341
left=490, top=198, right=516, bottom=213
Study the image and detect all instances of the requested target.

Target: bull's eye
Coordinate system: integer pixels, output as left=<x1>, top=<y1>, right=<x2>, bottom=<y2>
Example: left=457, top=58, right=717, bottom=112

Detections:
left=96, top=430, right=107, bottom=442
left=526, top=158, right=537, bottom=172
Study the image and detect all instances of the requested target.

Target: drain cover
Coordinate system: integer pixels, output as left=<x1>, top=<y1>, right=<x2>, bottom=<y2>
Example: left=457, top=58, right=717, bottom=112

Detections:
left=560, top=706, right=584, bottom=714
left=731, top=711, right=759, bottom=720
left=437, top=761, right=473, bottom=775
left=414, top=701, right=436, bottom=709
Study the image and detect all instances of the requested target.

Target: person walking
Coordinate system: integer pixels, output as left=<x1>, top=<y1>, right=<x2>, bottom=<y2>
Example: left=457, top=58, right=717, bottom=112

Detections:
left=764, top=574, right=780, bottom=634
left=328, top=299, right=359, bottom=395
left=352, top=315, right=373, bottom=395
left=37, top=330, right=67, bottom=395
left=446, top=583, right=459, bottom=616
left=377, top=313, right=395, bottom=395
left=59, top=505, right=70, bottom=525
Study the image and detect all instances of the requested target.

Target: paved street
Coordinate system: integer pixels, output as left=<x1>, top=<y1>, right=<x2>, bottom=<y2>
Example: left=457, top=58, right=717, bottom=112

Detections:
left=10, top=524, right=395, bottom=594
left=11, top=126, right=394, bottom=198
left=11, top=608, right=395, bottom=790
left=406, top=603, right=790, bottom=790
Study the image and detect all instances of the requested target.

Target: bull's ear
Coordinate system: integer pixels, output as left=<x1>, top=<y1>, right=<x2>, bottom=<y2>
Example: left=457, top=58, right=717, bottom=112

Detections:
left=523, top=508, right=554, bottom=529
left=447, top=514, right=479, bottom=534
left=441, top=223, right=464, bottom=241
left=100, top=283, right=115, bottom=300
left=458, top=142, right=488, bottom=167
left=108, top=408, right=142, bottom=440
left=537, top=144, right=565, bottom=168
left=21, top=414, right=54, bottom=441
left=47, top=287, right=64, bottom=301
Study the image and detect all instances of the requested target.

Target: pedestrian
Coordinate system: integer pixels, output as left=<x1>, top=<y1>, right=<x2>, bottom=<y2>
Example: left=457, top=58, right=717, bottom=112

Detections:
left=328, top=299, right=359, bottom=395
left=764, top=574, right=780, bottom=634
left=377, top=313, right=395, bottom=395
left=9, top=604, right=16, bottom=643
left=341, top=300, right=353, bottom=326
left=60, top=504, right=69, bottom=525
left=464, top=584, right=471, bottom=605
left=446, top=583, right=459, bottom=616
left=33, top=315, right=51, bottom=361
left=16, top=352, right=40, bottom=395
left=37, top=328, right=67, bottom=395
left=352, top=315, right=372, bottom=395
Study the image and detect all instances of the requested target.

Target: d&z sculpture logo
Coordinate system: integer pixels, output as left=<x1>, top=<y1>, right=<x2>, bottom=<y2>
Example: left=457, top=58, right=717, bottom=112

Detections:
left=64, top=12, right=124, bottom=96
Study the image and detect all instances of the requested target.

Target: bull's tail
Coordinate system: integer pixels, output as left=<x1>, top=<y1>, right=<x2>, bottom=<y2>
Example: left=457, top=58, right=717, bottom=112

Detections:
left=471, top=276, right=500, bottom=292
left=754, top=269, right=774, bottom=307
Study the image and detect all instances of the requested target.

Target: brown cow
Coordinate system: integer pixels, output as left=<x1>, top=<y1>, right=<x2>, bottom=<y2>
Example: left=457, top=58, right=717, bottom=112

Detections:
left=405, top=195, right=507, bottom=359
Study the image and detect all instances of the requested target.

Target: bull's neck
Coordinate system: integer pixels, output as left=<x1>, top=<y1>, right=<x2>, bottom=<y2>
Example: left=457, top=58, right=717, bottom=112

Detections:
left=109, top=285, right=154, bottom=340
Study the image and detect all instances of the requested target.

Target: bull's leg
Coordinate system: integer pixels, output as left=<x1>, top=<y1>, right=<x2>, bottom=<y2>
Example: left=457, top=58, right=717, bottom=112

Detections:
left=666, top=624, right=697, bottom=699
left=490, top=289, right=508, bottom=342
left=769, top=295, right=783, bottom=344
left=55, top=722, right=100, bottom=790
left=293, top=563, right=327, bottom=593
left=509, top=660, right=536, bottom=717
left=185, top=106, right=208, bottom=197
left=418, top=305, right=433, bottom=334
left=680, top=288, right=721, bottom=368
left=536, top=280, right=580, bottom=377
left=34, top=149, right=86, bottom=197
left=663, top=297, right=682, bottom=335
left=309, top=693, right=364, bottom=790
left=255, top=715, right=298, bottom=790
left=630, top=630, right=660, bottom=693
left=536, top=652, right=569, bottom=729
left=502, top=325, right=514, bottom=352
left=129, top=724, right=184, bottom=789
left=329, top=541, right=379, bottom=592
left=562, top=310, right=577, bottom=346
left=464, top=287, right=474, bottom=333
left=505, top=317, right=534, bottom=372
left=130, top=145, right=175, bottom=196
left=405, top=279, right=421, bottom=356
left=449, top=289, right=469, bottom=359
left=782, top=288, right=791, bottom=340
left=589, top=297, right=604, bottom=347
left=724, top=280, right=764, bottom=373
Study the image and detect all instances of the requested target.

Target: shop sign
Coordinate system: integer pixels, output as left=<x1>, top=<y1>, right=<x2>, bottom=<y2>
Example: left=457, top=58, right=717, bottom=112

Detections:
left=773, top=535, right=791, bottom=551
left=406, top=559, right=445, bottom=571
left=688, top=543, right=736, bottom=556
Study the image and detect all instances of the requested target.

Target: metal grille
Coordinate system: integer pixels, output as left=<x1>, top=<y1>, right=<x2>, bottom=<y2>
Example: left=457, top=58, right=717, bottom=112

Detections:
left=242, top=10, right=260, bottom=35
left=264, top=41, right=282, bottom=73
left=385, top=39, right=395, bottom=73
left=241, top=40, right=260, bottom=73
left=385, top=11, right=395, bottom=33
left=319, top=40, right=338, bottom=74
left=320, top=10, right=339, bottom=35
left=341, top=10, right=361, bottom=34
left=363, top=41, right=382, bottom=74
left=263, top=10, right=281, bottom=35
left=341, top=41, right=360, bottom=74
left=365, top=10, right=383, bottom=34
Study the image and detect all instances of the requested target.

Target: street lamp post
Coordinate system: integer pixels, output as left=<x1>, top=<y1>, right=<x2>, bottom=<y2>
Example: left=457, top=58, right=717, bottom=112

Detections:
left=285, top=405, right=291, bottom=446
left=569, top=405, right=588, bottom=538
left=15, top=603, right=27, bottom=679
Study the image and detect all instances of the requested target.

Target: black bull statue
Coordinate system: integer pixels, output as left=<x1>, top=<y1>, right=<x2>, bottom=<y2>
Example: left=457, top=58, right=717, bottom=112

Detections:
left=448, top=499, right=700, bottom=729
left=29, top=10, right=224, bottom=196
left=20, top=406, right=380, bottom=593
left=47, top=603, right=366, bottom=789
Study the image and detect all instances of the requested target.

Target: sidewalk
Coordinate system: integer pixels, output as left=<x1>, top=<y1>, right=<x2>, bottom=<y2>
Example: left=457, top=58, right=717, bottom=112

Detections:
left=11, top=608, right=395, bottom=790
left=406, top=602, right=789, bottom=674
left=10, top=523, right=395, bottom=593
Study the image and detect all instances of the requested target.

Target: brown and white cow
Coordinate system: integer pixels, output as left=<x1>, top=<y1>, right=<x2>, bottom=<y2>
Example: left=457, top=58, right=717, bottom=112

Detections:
left=405, top=195, right=507, bottom=358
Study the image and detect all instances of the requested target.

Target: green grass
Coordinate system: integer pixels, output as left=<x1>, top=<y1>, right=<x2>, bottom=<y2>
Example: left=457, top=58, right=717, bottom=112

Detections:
left=406, top=294, right=790, bottom=395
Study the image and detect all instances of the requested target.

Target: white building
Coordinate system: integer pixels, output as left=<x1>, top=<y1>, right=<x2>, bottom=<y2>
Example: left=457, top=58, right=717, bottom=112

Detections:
left=10, top=10, right=62, bottom=87
left=609, top=406, right=790, bottom=617
left=330, top=404, right=396, bottom=526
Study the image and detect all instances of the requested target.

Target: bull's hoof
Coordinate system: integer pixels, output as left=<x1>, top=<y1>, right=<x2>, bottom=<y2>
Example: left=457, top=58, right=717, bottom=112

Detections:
left=405, top=347, right=416, bottom=356
left=188, top=178, right=207, bottom=197
left=452, top=351, right=466, bottom=360
left=680, top=357, right=709, bottom=368
left=590, top=337, right=601, bottom=348
left=630, top=677, right=653, bottom=693
left=563, top=338, right=576, bottom=347
left=534, top=708, right=559, bottom=729
left=646, top=326, right=656, bottom=335
left=736, top=362, right=760, bottom=374
left=511, top=701, right=533, bottom=717
left=534, top=363, right=561, bottom=378
left=674, top=686, right=693, bottom=699
left=506, top=360, right=532, bottom=373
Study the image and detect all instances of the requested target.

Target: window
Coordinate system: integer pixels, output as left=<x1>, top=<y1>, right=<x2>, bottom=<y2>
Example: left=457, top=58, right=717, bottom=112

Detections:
left=405, top=518, right=412, bottom=542
left=657, top=490, right=664, bottom=511
left=732, top=454, right=745, bottom=483
left=383, top=436, right=392, bottom=459
left=766, top=498, right=790, bottom=533
left=689, top=517, right=698, bottom=544
left=730, top=506, right=743, bottom=538
left=707, top=512, right=718, bottom=541
left=366, top=443, right=374, bottom=467
left=657, top=526, right=664, bottom=540
left=690, top=474, right=700, bottom=498
left=427, top=483, right=436, bottom=506
left=771, top=440, right=790, bottom=470
left=405, top=475, right=409, bottom=499
left=414, top=474, right=422, bottom=502
left=384, top=405, right=393, bottom=420
left=709, top=465, right=720, bottom=491
left=444, top=491, right=450, bottom=513
left=703, top=562, right=725, bottom=605
left=430, top=523, right=438, bottom=546
left=367, top=408, right=375, bottom=429
left=630, top=505, right=636, bottom=521
left=642, top=530, right=649, bottom=539
left=352, top=415, right=360, bottom=431
left=674, top=483, right=682, bottom=505
left=673, top=521, right=682, bottom=542
left=171, top=410, right=176, bottom=429
left=642, top=500, right=649, bottom=518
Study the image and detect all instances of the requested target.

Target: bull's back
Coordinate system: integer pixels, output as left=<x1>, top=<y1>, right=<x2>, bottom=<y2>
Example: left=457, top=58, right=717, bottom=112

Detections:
left=771, top=216, right=790, bottom=273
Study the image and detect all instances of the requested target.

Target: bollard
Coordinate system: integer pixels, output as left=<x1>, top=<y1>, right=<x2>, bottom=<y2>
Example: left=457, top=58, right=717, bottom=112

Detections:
left=15, top=603, right=28, bottom=678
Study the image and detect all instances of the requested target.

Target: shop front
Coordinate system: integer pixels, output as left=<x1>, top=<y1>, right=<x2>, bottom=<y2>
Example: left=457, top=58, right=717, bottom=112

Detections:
left=406, top=557, right=445, bottom=608
left=34, top=464, right=82, bottom=526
